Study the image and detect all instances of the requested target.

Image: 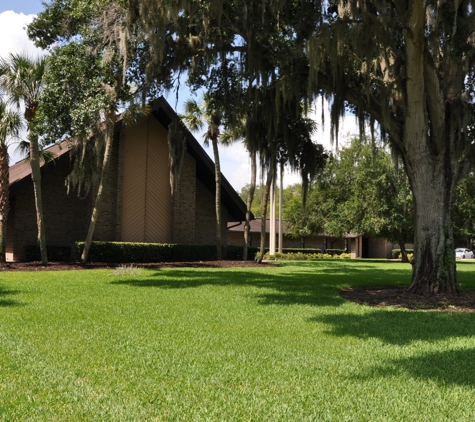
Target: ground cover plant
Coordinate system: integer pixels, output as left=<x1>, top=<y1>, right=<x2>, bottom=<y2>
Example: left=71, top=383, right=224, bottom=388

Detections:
left=1, top=260, right=475, bottom=420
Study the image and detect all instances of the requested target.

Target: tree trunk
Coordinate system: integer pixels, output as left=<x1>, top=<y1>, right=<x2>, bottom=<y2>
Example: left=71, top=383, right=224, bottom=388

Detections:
left=243, top=149, right=257, bottom=260
left=257, top=160, right=274, bottom=264
left=81, top=113, right=115, bottom=263
left=406, top=154, right=459, bottom=294
left=211, top=136, right=222, bottom=260
left=397, top=229, right=409, bottom=263
left=403, top=5, right=459, bottom=295
left=0, top=144, right=9, bottom=263
left=29, top=134, right=48, bottom=265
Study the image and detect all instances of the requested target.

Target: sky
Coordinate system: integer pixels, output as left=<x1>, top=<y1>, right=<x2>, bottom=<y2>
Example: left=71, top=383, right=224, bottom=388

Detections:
left=1, top=0, right=360, bottom=192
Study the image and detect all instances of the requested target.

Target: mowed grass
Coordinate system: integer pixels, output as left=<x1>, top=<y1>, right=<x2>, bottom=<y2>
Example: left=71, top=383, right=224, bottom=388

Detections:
left=1, top=260, right=475, bottom=421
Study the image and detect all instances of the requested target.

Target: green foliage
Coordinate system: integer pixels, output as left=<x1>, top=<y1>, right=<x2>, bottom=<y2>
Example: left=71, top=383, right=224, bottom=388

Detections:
left=238, top=183, right=306, bottom=219
left=452, top=171, right=475, bottom=246
left=326, top=249, right=346, bottom=255
left=238, top=183, right=265, bottom=217
left=38, top=41, right=120, bottom=146
left=286, top=137, right=414, bottom=246
left=226, top=245, right=259, bottom=261
left=256, top=249, right=348, bottom=261
left=391, top=249, right=414, bottom=259
left=0, top=99, right=22, bottom=146
left=24, top=245, right=72, bottom=261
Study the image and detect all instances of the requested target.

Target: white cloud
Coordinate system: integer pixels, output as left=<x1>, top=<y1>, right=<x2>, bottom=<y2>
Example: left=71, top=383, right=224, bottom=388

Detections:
left=0, top=11, right=42, bottom=58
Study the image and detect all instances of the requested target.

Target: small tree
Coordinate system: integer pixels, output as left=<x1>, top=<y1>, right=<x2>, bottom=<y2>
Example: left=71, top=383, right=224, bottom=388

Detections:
left=181, top=93, right=224, bottom=260
left=38, top=41, right=130, bottom=263
left=0, top=100, right=22, bottom=262
left=0, top=54, right=48, bottom=265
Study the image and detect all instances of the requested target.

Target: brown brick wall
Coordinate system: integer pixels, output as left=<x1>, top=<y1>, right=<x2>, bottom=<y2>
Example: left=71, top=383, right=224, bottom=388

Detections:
left=7, top=120, right=235, bottom=260
left=91, top=135, right=120, bottom=241
left=115, top=131, right=126, bottom=240
left=227, top=231, right=244, bottom=246
left=172, top=153, right=196, bottom=243
left=367, top=238, right=397, bottom=259
left=195, top=179, right=228, bottom=246
left=8, top=160, right=93, bottom=261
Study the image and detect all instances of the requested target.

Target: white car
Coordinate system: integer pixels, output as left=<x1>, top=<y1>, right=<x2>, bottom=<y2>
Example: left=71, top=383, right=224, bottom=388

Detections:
left=455, top=248, right=474, bottom=259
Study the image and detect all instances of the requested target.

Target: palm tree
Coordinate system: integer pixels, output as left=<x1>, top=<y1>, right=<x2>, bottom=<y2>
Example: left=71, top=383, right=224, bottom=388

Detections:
left=0, top=54, right=48, bottom=265
left=0, top=99, right=22, bottom=262
left=181, top=94, right=223, bottom=260
left=221, top=120, right=257, bottom=260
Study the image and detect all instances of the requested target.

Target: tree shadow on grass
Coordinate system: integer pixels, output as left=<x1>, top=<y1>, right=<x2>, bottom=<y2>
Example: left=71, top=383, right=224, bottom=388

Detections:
left=312, top=308, right=475, bottom=387
left=0, top=286, right=22, bottom=307
left=311, top=309, right=475, bottom=345
left=110, top=268, right=348, bottom=308
left=354, top=347, right=475, bottom=388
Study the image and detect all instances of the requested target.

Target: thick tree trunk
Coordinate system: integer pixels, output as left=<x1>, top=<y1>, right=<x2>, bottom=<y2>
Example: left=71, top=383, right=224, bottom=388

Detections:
left=406, top=154, right=459, bottom=294
left=0, top=144, right=9, bottom=263
left=211, top=136, right=222, bottom=260
left=401, top=4, right=459, bottom=294
left=29, top=134, right=48, bottom=265
left=243, top=149, right=256, bottom=260
left=81, top=113, right=115, bottom=263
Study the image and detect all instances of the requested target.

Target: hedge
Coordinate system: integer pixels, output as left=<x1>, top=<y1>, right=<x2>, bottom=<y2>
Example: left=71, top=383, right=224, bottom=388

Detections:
left=325, top=248, right=346, bottom=255
left=391, top=248, right=414, bottom=259
left=75, top=241, right=258, bottom=263
left=263, top=248, right=322, bottom=255
left=24, top=245, right=72, bottom=262
left=259, top=251, right=351, bottom=261
left=226, top=245, right=259, bottom=261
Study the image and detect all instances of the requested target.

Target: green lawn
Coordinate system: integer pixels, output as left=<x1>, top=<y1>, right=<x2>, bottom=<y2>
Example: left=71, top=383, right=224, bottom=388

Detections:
left=1, top=260, right=475, bottom=421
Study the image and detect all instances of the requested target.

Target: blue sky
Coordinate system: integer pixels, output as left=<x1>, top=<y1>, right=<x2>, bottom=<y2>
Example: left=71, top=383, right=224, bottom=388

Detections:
left=0, top=1, right=356, bottom=190
left=2, top=0, right=44, bottom=14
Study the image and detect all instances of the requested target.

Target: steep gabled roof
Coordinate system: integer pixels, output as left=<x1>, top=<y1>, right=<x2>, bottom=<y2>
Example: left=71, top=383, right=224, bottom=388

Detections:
left=8, top=97, right=252, bottom=222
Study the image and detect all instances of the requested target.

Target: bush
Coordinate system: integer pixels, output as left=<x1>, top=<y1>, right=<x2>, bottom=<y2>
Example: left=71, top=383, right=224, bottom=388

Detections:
left=24, top=245, right=72, bottom=262
left=280, top=248, right=322, bottom=254
left=391, top=248, right=414, bottom=259
left=226, top=245, right=259, bottom=261
left=326, top=249, right=346, bottom=255
left=75, top=242, right=258, bottom=263
left=257, top=251, right=351, bottom=261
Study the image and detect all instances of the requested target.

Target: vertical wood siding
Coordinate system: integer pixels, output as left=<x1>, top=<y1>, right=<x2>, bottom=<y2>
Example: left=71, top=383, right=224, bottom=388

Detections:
left=121, top=116, right=171, bottom=242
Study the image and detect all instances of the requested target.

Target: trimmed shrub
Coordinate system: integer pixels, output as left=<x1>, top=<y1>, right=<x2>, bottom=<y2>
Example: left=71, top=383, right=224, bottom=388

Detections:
left=75, top=242, right=258, bottom=263
left=226, top=246, right=259, bottom=261
left=279, top=248, right=322, bottom=254
left=257, top=251, right=351, bottom=261
left=326, top=249, right=346, bottom=255
left=24, top=245, right=72, bottom=262
left=391, top=248, right=414, bottom=259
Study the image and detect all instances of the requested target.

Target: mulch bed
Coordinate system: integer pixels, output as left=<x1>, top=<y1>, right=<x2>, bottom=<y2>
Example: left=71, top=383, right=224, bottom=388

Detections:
left=0, top=260, right=274, bottom=272
left=340, top=286, right=475, bottom=313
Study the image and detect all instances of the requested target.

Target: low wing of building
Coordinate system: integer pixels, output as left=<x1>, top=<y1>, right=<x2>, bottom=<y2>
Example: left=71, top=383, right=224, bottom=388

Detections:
left=227, top=218, right=399, bottom=259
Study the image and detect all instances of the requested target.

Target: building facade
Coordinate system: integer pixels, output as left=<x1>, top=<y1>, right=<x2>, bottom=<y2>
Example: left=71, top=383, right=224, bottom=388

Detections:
left=7, top=98, right=248, bottom=261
